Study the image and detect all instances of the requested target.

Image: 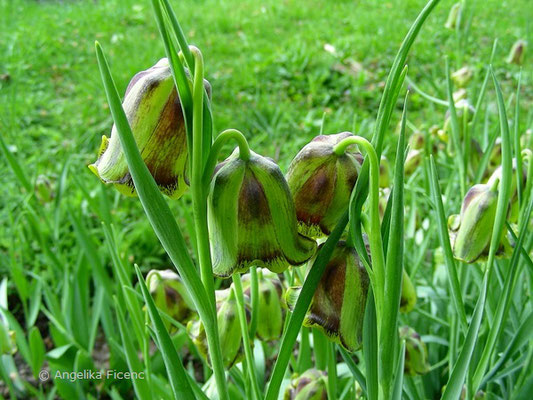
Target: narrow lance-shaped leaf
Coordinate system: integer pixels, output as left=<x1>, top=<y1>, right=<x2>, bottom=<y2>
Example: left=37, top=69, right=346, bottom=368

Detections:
left=380, top=93, right=407, bottom=396
left=135, top=266, right=195, bottom=400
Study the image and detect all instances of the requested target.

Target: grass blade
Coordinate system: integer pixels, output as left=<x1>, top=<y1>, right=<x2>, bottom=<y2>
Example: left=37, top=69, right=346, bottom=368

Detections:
left=135, top=266, right=195, bottom=400
left=427, top=156, right=468, bottom=330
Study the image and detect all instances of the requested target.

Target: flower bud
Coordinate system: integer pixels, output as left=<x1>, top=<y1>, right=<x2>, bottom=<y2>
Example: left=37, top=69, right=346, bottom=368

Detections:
left=145, top=269, right=196, bottom=330
left=187, top=288, right=244, bottom=369
left=400, top=270, right=417, bottom=313
left=208, top=149, right=317, bottom=277
left=506, top=39, right=526, bottom=65
left=287, top=132, right=362, bottom=238
left=409, top=132, right=425, bottom=150
left=35, top=174, right=54, bottom=204
left=285, top=241, right=369, bottom=352
left=90, top=58, right=210, bottom=199
left=443, top=99, right=475, bottom=139
left=283, top=369, right=328, bottom=400
left=487, top=161, right=527, bottom=223
left=399, top=326, right=430, bottom=376
left=0, top=324, right=16, bottom=355
left=451, top=66, right=473, bottom=88
left=242, top=269, right=285, bottom=341
left=445, top=2, right=461, bottom=30
left=404, top=149, right=422, bottom=176
left=453, top=88, right=467, bottom=102
left=451, top=182, right=511, bottom=263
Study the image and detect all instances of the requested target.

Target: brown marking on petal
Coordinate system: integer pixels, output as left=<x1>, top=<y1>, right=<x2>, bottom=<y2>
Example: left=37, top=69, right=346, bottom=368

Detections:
left=143, top=90, right=188, bottom=190
left=294, top=165, right=335, bottom=225
left=307, top=255, right=347, bottom=334
left=238, top=171, right=270, bottom=223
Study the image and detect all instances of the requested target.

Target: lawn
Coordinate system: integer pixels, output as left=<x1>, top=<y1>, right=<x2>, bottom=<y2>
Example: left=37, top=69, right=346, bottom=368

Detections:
left=0, top=0, right=532, bottom=399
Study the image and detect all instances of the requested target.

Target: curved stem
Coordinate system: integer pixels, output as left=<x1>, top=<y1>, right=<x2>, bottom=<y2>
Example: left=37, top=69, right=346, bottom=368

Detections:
left=189, top=47, right=229, bottom=400
left=333, top=136, right=385, bottom=317
left=202, top=128, right=251, bottom=188
left=232, top=274, right=262, bottom=400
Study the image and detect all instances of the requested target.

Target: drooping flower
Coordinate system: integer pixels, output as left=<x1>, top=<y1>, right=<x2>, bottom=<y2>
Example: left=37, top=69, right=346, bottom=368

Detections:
left=187, top=287, right=244, bottom=369
left=400, top=270, right=417, bottom=313
left=506, top=39, right=526, bottom=65
left=208, top=148, right=316, bottom=277
left=145, top=269, right=196, bottom=331
left=400, top=326, right=430, bottom=376
left=445, top=2, right=461, bottom=30
left=283, top=369, right=328, bottom=400
left=286, top=132, right=362, bottom=238
left=450, top=181, right=511, bottom=263
left=451, top=66, right=473, bottom=88
left=285, top=241, right=369, bottom=352
left=90, top=58, right=210, bottom=199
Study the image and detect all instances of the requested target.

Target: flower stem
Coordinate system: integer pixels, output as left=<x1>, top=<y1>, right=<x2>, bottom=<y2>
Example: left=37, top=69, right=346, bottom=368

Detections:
left=189, top=46, right=229, bottom=400
left=202, top=128, right=251, bottom=188
left=232, top=274, right=262, bottom=400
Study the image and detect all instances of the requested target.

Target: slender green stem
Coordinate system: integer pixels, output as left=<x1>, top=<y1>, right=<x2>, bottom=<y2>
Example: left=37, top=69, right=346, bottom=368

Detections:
left=333, top=136, right=385, bottom=318
left=232, top=274, right=261, bottom=400
left=327, top=342, right=337, bottom=399
left=189, top=47, right=229, bottom=400
left=249, top=266, right=259, bottom=338
left=202, top=128, right=251, bottom=188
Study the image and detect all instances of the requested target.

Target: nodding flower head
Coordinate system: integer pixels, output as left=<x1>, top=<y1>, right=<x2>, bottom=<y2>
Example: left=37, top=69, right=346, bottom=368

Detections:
left=90, top=58, right=210, bottom=199
left=451, top=182, right=511, bottom=263
left=285, top=240, right=369, bottom=352
left=400, top=326, right=430, bottom=376
left=283, top=369, right=328, bottom=400
left=287, top=132, right=362, bottom=238
left=145, top=269, right=196, bottom=331
left=187, top=287, right=245, bottom=369
left=207, top=148, right=317, bottom=277
left=506, top=39, right=526, bottom=65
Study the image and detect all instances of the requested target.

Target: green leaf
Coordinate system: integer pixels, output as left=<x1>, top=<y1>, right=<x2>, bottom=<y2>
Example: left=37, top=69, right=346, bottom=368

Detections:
left=379, top=93, right=407, bottom=396
left=28, top=326, right=45, bottom=378
left=363, top=288, right=378, bottom=400
left=427, top=156, right=468, bottom=329
left=114, top=297, right=152, bottom=400
left=135, top=266, right=196, bottom=400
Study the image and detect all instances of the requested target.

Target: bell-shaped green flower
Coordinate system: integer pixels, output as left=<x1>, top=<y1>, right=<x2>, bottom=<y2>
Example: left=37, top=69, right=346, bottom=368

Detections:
left=285, top=241, right=369, bottom=352
left=208, top=148, right=317, bottom=277
left=146, top=269, right=196, bottom=331
left=283, top=369, right=328, bottom=400
left=451, top=181, right=511, bottom=263
left=400, top=270, right=417, bottom=313
left=35, top=174, right=54, bottom=204
left=286, top=132, right=363, bottom=238
left=400, top=326, right=430, bottom=376
left=90, top=58, right=210, bottom=199
left=451, top=66, right=473, bottom=88
left=506, top=39, right=526, bottom=65
left=242, top=269, right=285, bottom=341
left=187, top=288, right=244, bottom=369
